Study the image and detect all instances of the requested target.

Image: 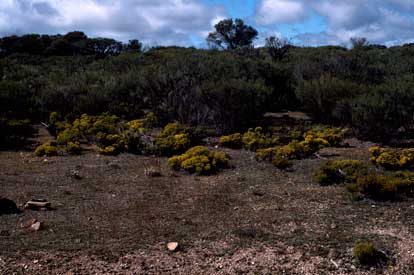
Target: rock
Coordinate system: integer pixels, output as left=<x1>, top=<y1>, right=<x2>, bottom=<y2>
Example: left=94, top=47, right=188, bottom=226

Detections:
left=24, top=199, right=51, bottom=211
left=31, top=221, right=43, bottom=231
left=22, top=218, right=38, bottom=228
left=0, top=197, right=20, bottom=215
left=167, top=242, right=179, bottom=252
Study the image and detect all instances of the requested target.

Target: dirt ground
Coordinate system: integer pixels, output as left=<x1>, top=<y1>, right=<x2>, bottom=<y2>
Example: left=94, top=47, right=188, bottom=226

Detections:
left=1, top=135, right=414, bottom=274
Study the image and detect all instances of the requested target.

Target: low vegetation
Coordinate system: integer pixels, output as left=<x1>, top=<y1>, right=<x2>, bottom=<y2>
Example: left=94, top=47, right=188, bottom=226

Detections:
left=168, top=146, right=229, bottom=175
left=370, top=146, right=414, bottom=170
left=353, top=241, right=384, bottom=266
left=315, top=160, right=367, bottom=186
left=34, top=141, right=58, bottom=157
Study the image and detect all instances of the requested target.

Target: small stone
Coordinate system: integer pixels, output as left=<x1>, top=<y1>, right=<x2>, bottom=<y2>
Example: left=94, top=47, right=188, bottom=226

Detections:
left=31, top=221, right=42, bottom=231
left=22, top=218, right=37, bottom=228
left=167, top=242, right=179, bottom=252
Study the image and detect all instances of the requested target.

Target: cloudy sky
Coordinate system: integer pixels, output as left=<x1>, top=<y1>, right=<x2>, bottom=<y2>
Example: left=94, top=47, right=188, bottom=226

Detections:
left=1, top=0, right=414, bottom=47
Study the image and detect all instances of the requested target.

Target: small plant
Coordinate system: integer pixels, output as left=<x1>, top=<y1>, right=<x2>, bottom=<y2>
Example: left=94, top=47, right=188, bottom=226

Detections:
left=34, top=141, right=58, bottom=157
left=66, top=141, right=82, bottom=155
left=369, top=146, right=414, bottom=170
left=242, top=127, right=279, bottom=151
left=272, top=154, right=293, bottom=170
left=347, top=173, right=398, bottom=201
left=315, top=160, right=367, bottom=186
left=219, top=133, right=242, bottom=149
left=168, top=146, right=229, bottom=175
left=155, top=123, right=192, bottom=156
left=98, top=146, right=119, bottom=156
left=353, top=241, right=383, bottom=266
left=255, top=147, right=279, bottom=161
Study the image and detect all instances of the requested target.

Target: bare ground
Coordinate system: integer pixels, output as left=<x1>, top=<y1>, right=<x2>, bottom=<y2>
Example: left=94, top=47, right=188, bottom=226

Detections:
left=1, top=137, right=414, bottom=274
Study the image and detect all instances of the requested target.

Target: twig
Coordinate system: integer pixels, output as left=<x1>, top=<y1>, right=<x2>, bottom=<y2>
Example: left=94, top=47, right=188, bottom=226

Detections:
left=330, top=259, right=339, bottom=269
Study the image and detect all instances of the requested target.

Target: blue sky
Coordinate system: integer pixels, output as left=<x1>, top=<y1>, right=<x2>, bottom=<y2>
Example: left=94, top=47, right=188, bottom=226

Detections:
left=1, top=0, right=414, bottom=47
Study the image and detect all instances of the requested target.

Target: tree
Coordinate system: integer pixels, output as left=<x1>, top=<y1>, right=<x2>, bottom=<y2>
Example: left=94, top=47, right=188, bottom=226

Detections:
left=206, top=18, right=258, bottom=50
left=125, top=39, right=143, bottom=53
left=265, top=36, right=290, bottom=61
left=350, top=37, right=369, bottom=49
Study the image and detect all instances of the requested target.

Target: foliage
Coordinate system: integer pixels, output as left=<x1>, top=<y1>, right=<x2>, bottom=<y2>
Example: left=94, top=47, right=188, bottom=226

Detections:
left=0, top=118, right=33, bottom=149
left=272, top=154, right=293, bottom=170
left=66, top=141, right=82, bottom=155
left=241, top=127, right=279, bottom=151
left=34, top=141, right=58, bottom=157
left=168, top=146, right=229, bottom=175
left=219, top=133, right=242, bottom=149
left=353, top=241, right=382, bottom=266
left=369, top=146, right=414, bottom=170
left=347, top=173, right=399, bottom=201
left=315, top=160, right=367, bottom=186
left=2, top=31, right=414, bottom=143
left=155, top=123, right=192, bottom=156
left=206, top=18, right=258, bottom=50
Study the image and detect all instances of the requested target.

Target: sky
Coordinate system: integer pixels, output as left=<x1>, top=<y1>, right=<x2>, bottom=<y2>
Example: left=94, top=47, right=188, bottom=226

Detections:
left=1, top=0, right=414, bottom=47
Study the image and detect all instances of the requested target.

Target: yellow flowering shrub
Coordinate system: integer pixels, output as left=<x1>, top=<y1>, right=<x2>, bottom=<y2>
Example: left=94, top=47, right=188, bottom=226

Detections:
left=155, top=123, right=192, bottom=156
left=66, top=141, right=82, bottom=155
left=241, top=127, right=279, bottom=151
left=368, top=146, right=414, bottom=170
left=168, top=146, right=229, bottom=175
left=34, top=141, right=58, bottom=157
left=219, top=133, right=242, bottom=149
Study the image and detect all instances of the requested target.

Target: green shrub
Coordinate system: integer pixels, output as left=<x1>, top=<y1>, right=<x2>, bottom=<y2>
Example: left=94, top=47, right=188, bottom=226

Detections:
left=353, top=241, right=382, bottom=266
left=255, top=147, right=279, bottom=161
left=305, top=127, right=347, bottom=146
left=272, top=155, right=293, bottom=170
left=155, top=123, right=192, bottom=156
left=242, top=127, right=279, bottom=151
left=219, top=133, right=242, bottom=149
left=66, top=141, right=82, bottom=155
left=0, top=118, right=33, bottom=148
left=315, top=160, right=367, bottom=186
left=34, top=142, right=58, bottom=157
left=347, top=173, right=398, bottom=201
left=369, top=146, right=414, bottom=170
left=98, top=146, right=119, bottom=156
left=168, top=146, right=229, bottom=175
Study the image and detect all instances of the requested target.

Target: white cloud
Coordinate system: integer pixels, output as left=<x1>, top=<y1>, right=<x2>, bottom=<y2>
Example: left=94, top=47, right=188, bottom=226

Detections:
left=256, top=0, right=306, bottom=25
left=0, top=0, right=226, bottom=46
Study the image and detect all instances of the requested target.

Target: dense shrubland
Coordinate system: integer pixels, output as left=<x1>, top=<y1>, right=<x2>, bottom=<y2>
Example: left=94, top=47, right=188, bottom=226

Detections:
left=2, top=29, right=414, bottom=146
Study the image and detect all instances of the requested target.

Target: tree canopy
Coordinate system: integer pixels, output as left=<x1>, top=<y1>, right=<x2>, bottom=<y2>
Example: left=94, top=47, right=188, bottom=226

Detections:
left=206, top=18, right=258, bottom=50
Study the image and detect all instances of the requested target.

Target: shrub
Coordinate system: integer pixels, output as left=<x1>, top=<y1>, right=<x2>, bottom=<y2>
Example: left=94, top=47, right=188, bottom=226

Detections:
left=369, top=146, right=414, bottom=170
left=399, top=149, right=414, bottom=169
left=296, top=74, right=365, bottom=123
left=34, top=141, right=58, bottom=157
left=66, top=141, right=82, bottom=155
left=219, top=133, right=242, bottom=149
left=315, top=160, right=367, bottom=186
left=241, top=127, right=279, bottom=151
left=347, top=173, right=398, bottom=201
left=255, top=147, right=280, bottom=161
left=57, top=127, right=81, bottom=144
left=155, top=123, right=192, bottom=156
left=353, top=241, right=382, bottom=266
left=168, top=146, right=229, bottom=175
left=98, top=146, right=119, bottom=156
left=305, top=127, right=346, bottom=146
left=272, top=154, right=293, bottom=170
left=0, top=118, right=33, bottom=148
